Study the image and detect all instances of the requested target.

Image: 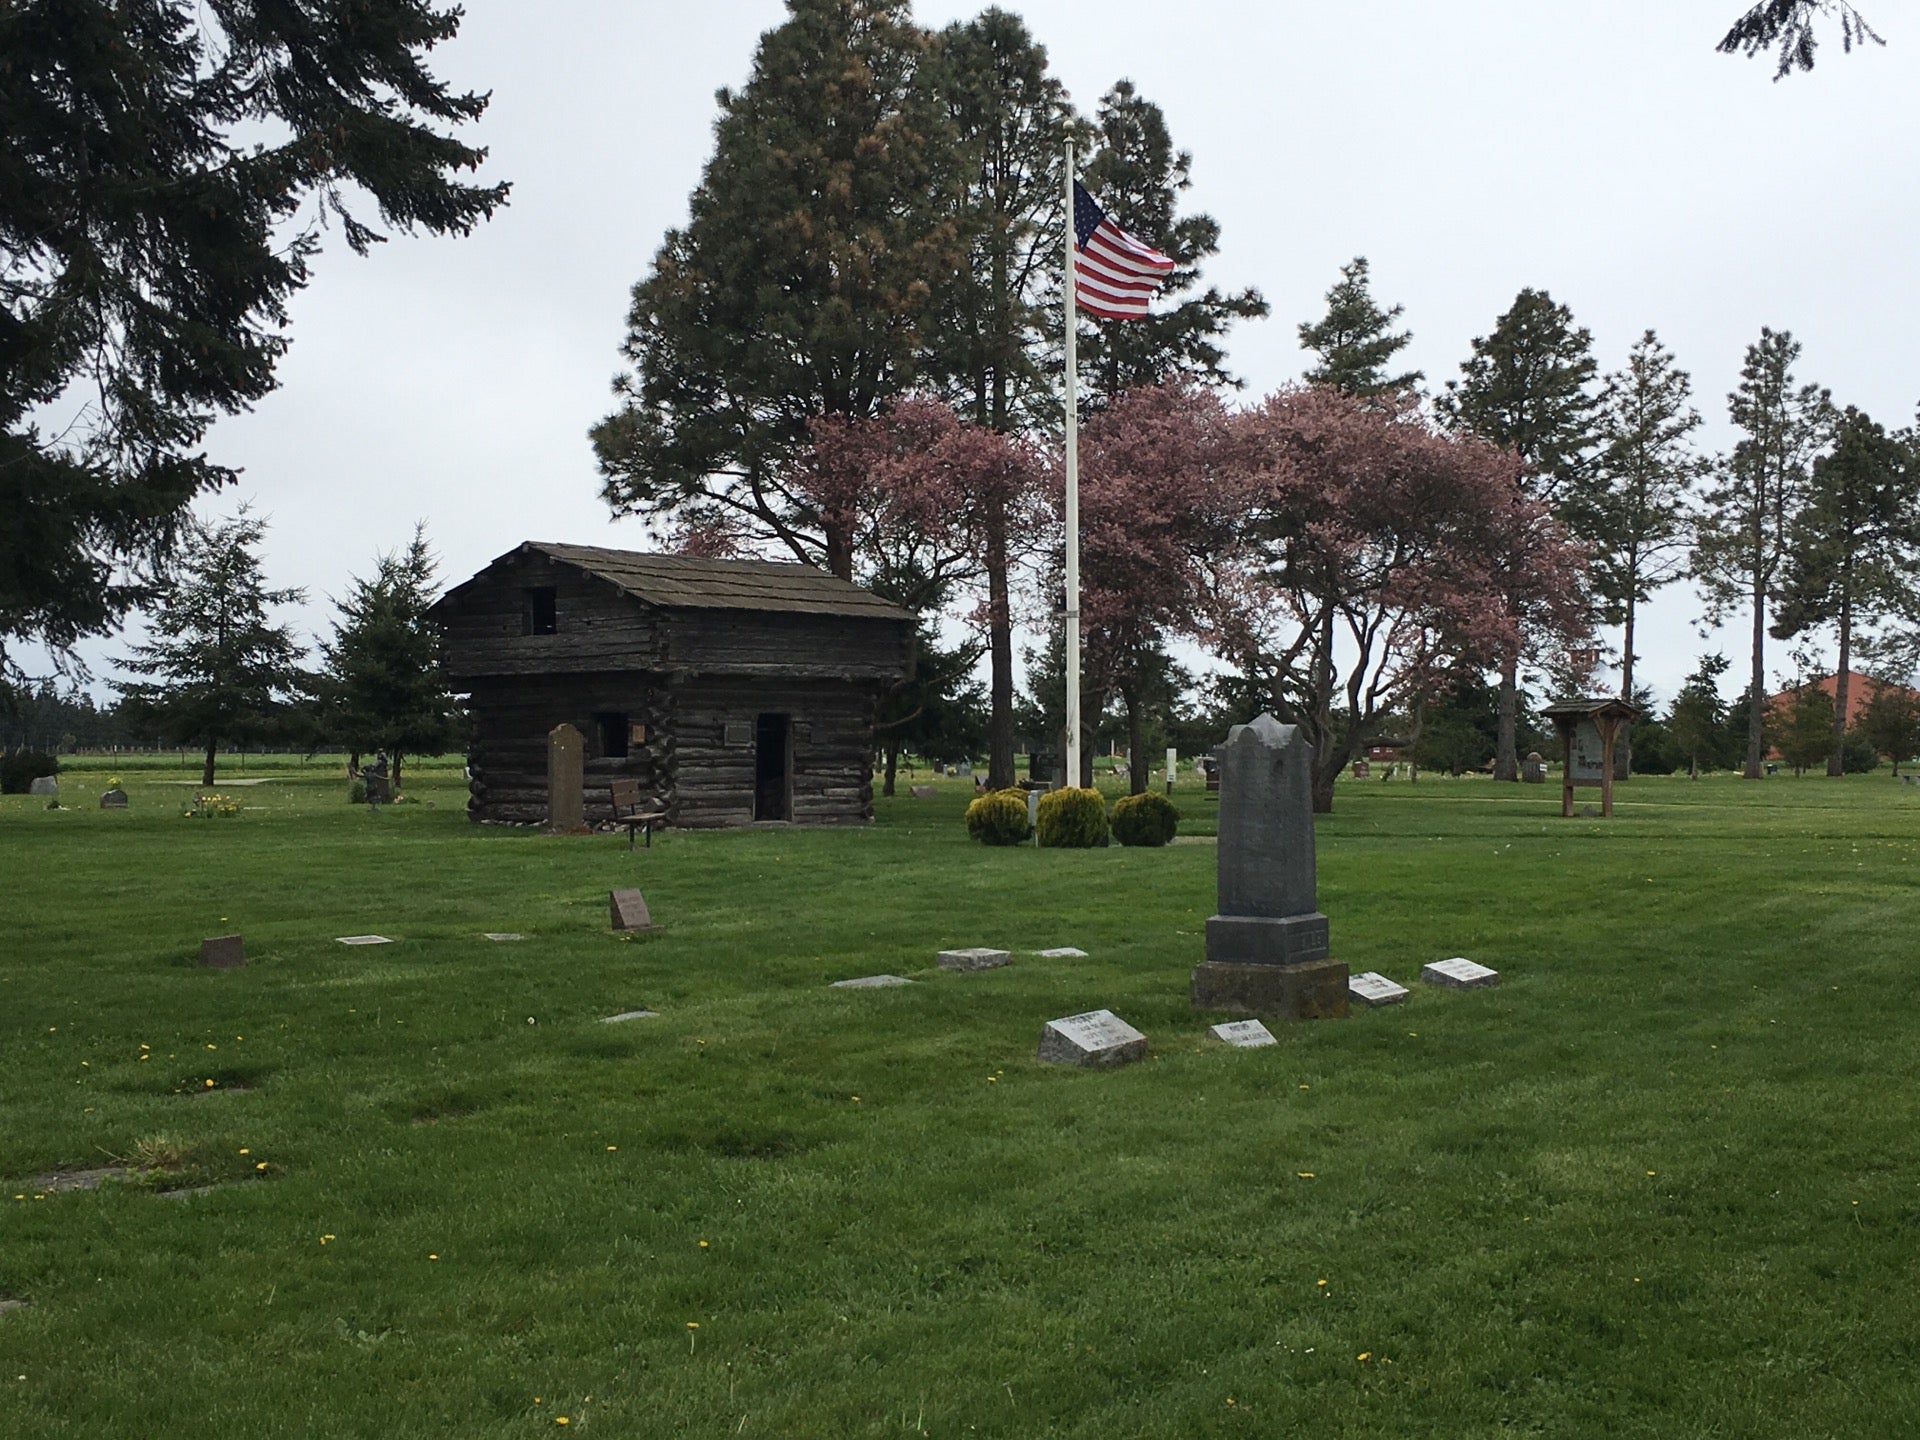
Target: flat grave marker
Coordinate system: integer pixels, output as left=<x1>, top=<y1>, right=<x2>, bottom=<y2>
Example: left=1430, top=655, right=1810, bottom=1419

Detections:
left=1036, top=1009, right=1148, bottom=1068
left=1035, top=947, right=1088, bottom=958
left=481, top=933, right=525, bottom=942
left=601, top=1009, right=659, bottom=1023
left=336, top=935, right=393, bottom=946
left=937, top=947, right=1010, bottom=972
left=909, top=785, right=937, bottom=799
left=610, top=889, right=654, bottom=932
left=830, top=975, right=915, bottom=989
left=1422, top=957, right=1499, bottom=989
left=199, top=935, right=246, bottom=969
left=1210, top=1018, right=1277, bottom=1048
left=1349, top=972, right=1411, bottom=1006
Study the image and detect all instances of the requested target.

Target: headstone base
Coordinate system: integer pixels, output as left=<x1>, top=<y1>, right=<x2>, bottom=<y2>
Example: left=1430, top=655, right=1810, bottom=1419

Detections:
left=1190, top=958, right=1349, bottom=1020
left=1204, top=912, right=1330, bottom=967
left=937, top=947, right=1010, bottom=972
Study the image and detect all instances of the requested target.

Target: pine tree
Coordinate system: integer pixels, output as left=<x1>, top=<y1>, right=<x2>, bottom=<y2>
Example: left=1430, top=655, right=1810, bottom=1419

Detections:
left=115, top=510, right=307, bottom=787
left=1564, top=331, right=1708, bottom=760
left=1298, top=258, right=1422, bottom=397
left=1667, top=652, right=1732, bottom=778
left=1771, top=407, right=1917, bottom=775
left=1075, top=81, right=1267, bottom=408
left=1694, top=327, right=1832, bottom=778
left=0, top=0, right=505, bottom=703
left=591, top=0, right=965, bottom=578
left=1719, top=2, right=1881, bottom=77
left=318, top=526, right=463, bottom=796
left=1439, top=287, right=1601, bottom=780
left=1856, top=680, right=1920, bottom=775
left=926, top=8, right=1080, bottom=789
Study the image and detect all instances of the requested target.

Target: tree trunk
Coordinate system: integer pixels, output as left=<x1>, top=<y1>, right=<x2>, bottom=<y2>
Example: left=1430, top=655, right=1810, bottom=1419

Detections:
left=201, top=737, right=217, bottom=788
left=882, top=742, right=898, bottom=798
left=1123, top=683, right=1147, bottom=796
left=1828, top=584, right=1852, bottom=778
left=824, top=521, right=853, bottom=583
left=1494, top=655, right=1519, bottom=781
left=393, top=752, right=405, bottom=795
left=984, top=492, right=1014, bottom=790
left=1620, top=598, right=1637, bottom=776
left=1745, top=573, right=1766, bottom=779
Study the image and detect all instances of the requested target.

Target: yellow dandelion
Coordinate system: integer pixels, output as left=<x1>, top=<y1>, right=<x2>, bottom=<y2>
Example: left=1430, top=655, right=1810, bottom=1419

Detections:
left=687, top=1322, right=699, bottom=1329
left=1298, top=1084, right=1309, bottom=1090
left=204, top=1078, right=215, bottom=1088
left=606, top=1146, right=617, bottom=1152
left=1316, top=1279, right=1327, bottom=1287
left=207, top=1044, right=216, bottom=1050
left=1296, top=1171, right=1315, bottom=1179
left=555, top=1419, right=569, bottom=1427
left=428, top=1253, right=439, bottom=1261
left=238, top=1148, right=249, bottom=1155
left=851, top=1095, right=860, bottom=1102
left=698, top=1240, right=709, bottom=1249
left=1357, top=1352, right=1372, bottom=1362
left=139, top=1055, right=149, bottom=1062
left=255, top=1162, right=268, bottom=1171
left=139, top=1043, right=149, bottom=1050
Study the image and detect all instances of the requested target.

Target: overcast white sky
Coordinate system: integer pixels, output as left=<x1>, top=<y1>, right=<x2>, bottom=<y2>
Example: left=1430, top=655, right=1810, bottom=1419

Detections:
left=83, top=0, right=1920, bottom=707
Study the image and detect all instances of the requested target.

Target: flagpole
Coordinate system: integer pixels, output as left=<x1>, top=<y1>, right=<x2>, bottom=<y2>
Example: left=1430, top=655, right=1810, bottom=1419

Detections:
left=1063, top=140, right=1082, bottom=792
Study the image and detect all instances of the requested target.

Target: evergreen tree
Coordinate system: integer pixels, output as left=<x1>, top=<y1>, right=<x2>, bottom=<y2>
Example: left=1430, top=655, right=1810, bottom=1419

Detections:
left=926, top=8, right=1081, bottom=789
left=1856, top=680, right=1920, bottom=775
left=1439, top=287, right=1601, bottom=780
left=1565, top=331, right=1708, bottom=761
left=1, top=0, right=505, bottom=703
left=1298, top=257, right=1421, bottom=397
left=591, top=0, right=965, bottom=579
left=1694, top=327, right=1832, bottom=778
left=115, top=510, right=307, bottom=787
left=1773, top=676, right=1834, bottom=775
left=1770, top=406, right=1917, bottom=775
left=1075, top=81, right=1268, bottom=408
left=1667, top=652, right=1732, bottom=778
left=1719, top=2, right=1881, bottom=77
left=317, top=526, right=462, bottom=795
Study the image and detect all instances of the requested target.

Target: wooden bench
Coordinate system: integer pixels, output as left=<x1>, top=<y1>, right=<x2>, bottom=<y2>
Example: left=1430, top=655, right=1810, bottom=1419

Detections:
left=608, top=778, right=669, bottom=850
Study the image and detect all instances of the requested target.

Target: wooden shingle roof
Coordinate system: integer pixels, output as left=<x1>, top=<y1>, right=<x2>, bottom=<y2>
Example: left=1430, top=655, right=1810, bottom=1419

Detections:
left=500, top=543, right=911, bottom=621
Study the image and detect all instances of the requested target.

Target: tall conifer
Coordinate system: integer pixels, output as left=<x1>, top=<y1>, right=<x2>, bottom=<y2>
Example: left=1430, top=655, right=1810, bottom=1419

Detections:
left=1298, top=258, right=1421, bottom=397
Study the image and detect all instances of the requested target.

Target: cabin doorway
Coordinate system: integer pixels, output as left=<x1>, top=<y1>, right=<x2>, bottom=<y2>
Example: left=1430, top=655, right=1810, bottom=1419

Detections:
left=754, top=713, right=791, bottom=821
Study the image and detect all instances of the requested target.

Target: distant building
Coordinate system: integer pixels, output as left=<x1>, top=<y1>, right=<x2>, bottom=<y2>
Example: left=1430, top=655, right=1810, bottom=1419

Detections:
left=431, top=543, right=914, bottom=827
left=1765, top=671, right=1919, bottom=730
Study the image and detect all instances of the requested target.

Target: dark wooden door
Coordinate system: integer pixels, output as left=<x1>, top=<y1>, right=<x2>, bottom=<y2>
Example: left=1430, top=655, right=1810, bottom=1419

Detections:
left=754, top=713, right=791, bottom=821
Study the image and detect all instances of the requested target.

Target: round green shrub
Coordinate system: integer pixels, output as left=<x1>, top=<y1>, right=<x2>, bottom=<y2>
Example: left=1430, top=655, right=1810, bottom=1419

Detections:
left=1037, top=786, right=1109, bottom=848
left=965, top=787, right=1032, bottom=846
left=0, top=750, right=58, bottom=794
left=1111, top=790, right=1180, bottom=846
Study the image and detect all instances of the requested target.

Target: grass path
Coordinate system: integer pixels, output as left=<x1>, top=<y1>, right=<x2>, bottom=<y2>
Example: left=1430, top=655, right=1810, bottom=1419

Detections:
left=3, top=768, right=1918, bottom=1436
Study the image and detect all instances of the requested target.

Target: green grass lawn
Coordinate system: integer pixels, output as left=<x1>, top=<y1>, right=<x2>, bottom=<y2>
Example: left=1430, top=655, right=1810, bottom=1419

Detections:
left=4, top=766, right=1919, bottom=1437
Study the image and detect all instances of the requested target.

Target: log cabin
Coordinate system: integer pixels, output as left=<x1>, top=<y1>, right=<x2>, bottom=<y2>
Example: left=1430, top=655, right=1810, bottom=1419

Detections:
left=431, top=543, right=914, bottom=827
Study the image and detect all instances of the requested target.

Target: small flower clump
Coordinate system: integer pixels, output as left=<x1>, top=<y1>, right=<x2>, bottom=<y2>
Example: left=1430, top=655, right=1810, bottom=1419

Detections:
left=183, top=793, right=241, bottom=819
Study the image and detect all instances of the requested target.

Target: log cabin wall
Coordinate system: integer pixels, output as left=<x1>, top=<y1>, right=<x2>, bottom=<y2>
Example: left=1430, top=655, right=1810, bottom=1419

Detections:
left=434, top=544, right=910, bottom=828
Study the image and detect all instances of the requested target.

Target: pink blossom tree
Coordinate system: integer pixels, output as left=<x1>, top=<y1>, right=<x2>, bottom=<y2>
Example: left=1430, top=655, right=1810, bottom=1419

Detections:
left=1227, top=386, right=1592, bottom=811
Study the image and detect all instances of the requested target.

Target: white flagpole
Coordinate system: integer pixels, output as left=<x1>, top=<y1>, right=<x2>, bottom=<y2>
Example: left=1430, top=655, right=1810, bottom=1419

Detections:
left=1063, top=140, right=1082, bottom=791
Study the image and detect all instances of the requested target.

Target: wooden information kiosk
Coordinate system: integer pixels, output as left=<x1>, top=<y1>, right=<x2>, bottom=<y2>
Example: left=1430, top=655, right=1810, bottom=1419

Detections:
left=1542, top=697, right=1639, bottom=818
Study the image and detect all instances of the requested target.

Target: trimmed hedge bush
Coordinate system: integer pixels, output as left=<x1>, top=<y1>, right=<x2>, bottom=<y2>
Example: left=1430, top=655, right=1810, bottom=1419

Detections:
left=1111, top=790, right=1179, bottom=846
left=0, top=750, right=58, bottom=794
left=965, top=787, right=1032, bottom=846
left=1037, top=786, right=1108, bottom=848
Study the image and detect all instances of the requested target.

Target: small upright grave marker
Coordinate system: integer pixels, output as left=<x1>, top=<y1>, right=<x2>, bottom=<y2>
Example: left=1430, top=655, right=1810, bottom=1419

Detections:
left=1422, top=957, right=1499, bottom=989
left=610, top=888, right=654, bottom=932
left=1348, top=972, right=1410, bottom=1007
left=937, top=947, right=1010, bottom=972
left=28, top=776, right=56, bottom=797
left=1036, top=1010, right=1147, bottom=1068
left=99, top=786, right=128, bottom=809
left=547, top=722, right=587, bottom=833
left=1210, top=1018, right=1277, bottom=1048
left=199, top=935, right=246, bottom=969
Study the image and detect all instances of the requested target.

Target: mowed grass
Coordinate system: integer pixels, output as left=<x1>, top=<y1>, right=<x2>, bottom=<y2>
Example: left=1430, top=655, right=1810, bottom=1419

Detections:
left=4, top=765, right=1920, bottom=1437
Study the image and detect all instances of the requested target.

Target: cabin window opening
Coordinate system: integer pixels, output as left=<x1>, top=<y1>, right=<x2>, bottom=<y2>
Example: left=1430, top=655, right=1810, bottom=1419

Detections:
left=522, top=587, right=557, bottom=635
left=595, top=712, right=630, bottom=759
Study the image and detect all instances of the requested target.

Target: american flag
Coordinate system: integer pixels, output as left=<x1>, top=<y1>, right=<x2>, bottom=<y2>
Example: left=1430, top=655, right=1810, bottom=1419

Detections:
left=1072, top=180, right=1175, bottom=320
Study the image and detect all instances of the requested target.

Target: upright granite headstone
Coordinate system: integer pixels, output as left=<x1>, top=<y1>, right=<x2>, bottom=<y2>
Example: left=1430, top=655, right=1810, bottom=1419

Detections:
left=199, top=935, right=246, bottom=969
left=547, top=723, right=586, bottom=833
left=99, top=788, right=128, bottom=809
left=1190, top=715, right=1348, bottom=1020
left=1036, top=1010, right=1147, bottom=1068
left=28, top=776, right=56, bottom=797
